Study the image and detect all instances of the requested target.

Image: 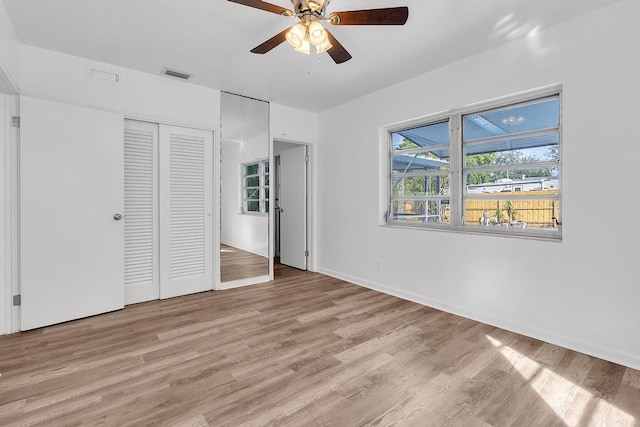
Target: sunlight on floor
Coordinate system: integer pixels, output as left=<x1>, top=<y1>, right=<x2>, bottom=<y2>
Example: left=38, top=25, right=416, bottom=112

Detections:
left=485, top=335, right=635, bottom=426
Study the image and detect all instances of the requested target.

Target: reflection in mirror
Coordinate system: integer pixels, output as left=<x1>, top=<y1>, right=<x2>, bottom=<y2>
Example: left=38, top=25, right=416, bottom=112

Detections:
left=220, top=92, right=270, bottom=283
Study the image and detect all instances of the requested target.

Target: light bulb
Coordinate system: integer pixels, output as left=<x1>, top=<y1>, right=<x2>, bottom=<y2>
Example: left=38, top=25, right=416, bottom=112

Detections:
left=316, top=39, right=332, bottom=54
left=294, top=38, right=311, bottom=55
left=286, top=23, right=306, bottom=49
left=308, top=21, right=327, bottom=46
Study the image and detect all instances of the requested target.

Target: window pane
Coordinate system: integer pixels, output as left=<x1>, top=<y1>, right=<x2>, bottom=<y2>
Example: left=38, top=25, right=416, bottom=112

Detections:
left=465, top=168, right=559, bottom=193
left=246, top=188, right=260, bottom=200
left=463, top=97, right=559, bottom=141
left=465, top=136, right=558, bottom=161
left=391, top=120, right=449, bottom=151
left=392, top=175, right=450, bottom=197
left=265, top=188, right=269, bottom=199
left=464, top=198, right=560, bottom=230
left=391, top=199, right=450, bottom=224
left=245, top=163, right=259, bottom=176
left=264, top=201, right=269, bottom=213
left=264, top=161, right=270, bottom=173
left=392, top=150, right=450, bottom=174
left=246, top=201, right=260, bottom=212
left=265, top=174, right=269, bottom=186
left=246, top=176, right=259, bottom=187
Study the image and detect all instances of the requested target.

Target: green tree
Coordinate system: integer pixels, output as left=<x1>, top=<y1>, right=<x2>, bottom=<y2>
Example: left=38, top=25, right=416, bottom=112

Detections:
left=493, top=151, right=552, bottom=180
left=465, top=153, right=496, bottom=184
left=396, top=139, right=420, bottom=150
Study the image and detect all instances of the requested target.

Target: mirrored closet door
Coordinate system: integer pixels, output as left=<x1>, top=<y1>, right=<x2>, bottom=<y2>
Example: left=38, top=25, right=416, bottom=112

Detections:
left=220, top=92, right=270, bottom=285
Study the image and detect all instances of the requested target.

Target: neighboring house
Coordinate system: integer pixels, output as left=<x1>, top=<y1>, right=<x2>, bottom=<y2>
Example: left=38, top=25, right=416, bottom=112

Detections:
left=466, top=177, right=558, bottom=194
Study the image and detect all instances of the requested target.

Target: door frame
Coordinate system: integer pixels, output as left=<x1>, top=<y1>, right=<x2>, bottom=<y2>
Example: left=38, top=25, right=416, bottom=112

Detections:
left=1, top=60, right=20, bottom=334
left=1, top=90, right=19, bottom=334
left=272, top=139, right=315, bottom=273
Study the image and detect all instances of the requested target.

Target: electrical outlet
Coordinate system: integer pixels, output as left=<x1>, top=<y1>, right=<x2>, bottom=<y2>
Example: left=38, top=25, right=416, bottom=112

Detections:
left=376, top=260, right=382, bottom=272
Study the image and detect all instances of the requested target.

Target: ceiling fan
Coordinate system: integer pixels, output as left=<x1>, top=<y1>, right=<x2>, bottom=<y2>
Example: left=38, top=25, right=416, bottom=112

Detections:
left=228, top=0, right=409, bottom=64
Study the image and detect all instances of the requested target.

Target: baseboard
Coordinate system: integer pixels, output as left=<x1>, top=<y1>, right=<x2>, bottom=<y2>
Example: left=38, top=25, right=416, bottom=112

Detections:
left=219, top=274, right=271, bottom=291
left=220, top=240, right=268, bottom=258
left=316, top=267, right=640, bottom=371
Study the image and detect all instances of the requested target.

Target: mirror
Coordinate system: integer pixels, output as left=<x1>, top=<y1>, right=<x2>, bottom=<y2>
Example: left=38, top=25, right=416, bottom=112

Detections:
left=220, top=92, right=270, bottom=284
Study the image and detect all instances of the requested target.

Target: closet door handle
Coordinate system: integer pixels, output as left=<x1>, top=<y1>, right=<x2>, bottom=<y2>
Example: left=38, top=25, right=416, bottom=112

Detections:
left=113, top=213, right=123, bottom=221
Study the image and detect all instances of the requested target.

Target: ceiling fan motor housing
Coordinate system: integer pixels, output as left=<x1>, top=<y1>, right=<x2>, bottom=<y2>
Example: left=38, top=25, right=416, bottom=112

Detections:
left=292, top=0, right=327, bottom=15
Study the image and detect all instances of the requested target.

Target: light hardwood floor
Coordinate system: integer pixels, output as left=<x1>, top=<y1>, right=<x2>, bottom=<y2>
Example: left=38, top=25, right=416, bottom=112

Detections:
left=220, top=244, right=269, bottom=282
left=1, top=265, right=639, bottom=426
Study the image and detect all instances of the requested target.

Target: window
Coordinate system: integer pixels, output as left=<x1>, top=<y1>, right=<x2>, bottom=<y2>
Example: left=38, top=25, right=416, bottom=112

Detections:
left=386, top=89, right=561, bottom=239
left=242, top=159, right=269, bottom=214
left=390, top=120, right=451, bottom=224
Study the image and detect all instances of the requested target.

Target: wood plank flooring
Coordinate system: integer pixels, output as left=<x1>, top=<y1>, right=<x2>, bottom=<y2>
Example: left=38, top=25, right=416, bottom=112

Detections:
left=220, top=244, right=269, bottom=282
left=1, top=265, right=639, bottom=426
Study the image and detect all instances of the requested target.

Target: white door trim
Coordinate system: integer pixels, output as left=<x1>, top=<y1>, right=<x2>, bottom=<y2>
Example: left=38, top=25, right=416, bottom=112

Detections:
left=96, top=105, right=216, bottom=133
left=1, top=94, right=20, bottom=334
left=272, top=139, right=315, bottom=273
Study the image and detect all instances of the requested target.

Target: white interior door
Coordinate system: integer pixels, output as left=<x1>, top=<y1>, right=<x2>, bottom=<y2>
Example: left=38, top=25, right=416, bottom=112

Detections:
left=20, top=97, right=125, bottom=330
left=124, top=120, right=159, bottom=304
left=279, top=145, right=307, bottom=270
left=159, top=125, right=213, bottom=299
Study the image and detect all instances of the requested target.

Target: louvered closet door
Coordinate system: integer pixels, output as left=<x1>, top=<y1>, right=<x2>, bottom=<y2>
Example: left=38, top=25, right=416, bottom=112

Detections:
left=124, top=120, right=159, bottom=304
left=159, top=125, right=214, bottom=299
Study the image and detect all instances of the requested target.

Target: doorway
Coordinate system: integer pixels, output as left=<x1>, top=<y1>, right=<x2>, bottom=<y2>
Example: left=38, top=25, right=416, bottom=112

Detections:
left=274, top=141, right=308, bottom=271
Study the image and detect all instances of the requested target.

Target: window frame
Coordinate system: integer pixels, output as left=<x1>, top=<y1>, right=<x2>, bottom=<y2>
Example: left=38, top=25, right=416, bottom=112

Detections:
left=388, top=118, right=453, bottom=227
left=383, top=85, right=562, bottom=241
left=241, top=158, right=269, bottom=215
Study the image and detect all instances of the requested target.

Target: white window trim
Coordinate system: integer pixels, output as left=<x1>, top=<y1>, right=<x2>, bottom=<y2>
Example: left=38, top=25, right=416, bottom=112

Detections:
left=241, top=158, right=269, bottom=216
left=382, top=84, right=562, bottom=241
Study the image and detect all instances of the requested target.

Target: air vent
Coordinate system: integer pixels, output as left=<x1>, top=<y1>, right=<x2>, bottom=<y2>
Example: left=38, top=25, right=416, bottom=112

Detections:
left=161, top=68, right=193, bottom=81
left=88, top=67, right=120, bottom=83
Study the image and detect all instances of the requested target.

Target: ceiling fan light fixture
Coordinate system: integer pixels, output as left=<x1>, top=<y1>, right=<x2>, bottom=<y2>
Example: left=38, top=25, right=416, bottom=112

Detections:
left=286, top=23, right=306, bottom=48
left=308, top=21, right=328, bottom=46
left=316, top=39, right=332, bottom=54
left=232, top=0, right=410, bottom=64
left=294, top=38, right=311, bottom=55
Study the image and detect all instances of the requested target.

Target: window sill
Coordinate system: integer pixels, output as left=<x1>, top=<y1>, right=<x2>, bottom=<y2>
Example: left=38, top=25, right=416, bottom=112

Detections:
left=381, top=222, right=562, bottom=242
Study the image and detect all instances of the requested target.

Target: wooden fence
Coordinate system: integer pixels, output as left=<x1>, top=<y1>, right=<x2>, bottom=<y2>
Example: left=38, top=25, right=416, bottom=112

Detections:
left=465, top=190, right=559, bottom=227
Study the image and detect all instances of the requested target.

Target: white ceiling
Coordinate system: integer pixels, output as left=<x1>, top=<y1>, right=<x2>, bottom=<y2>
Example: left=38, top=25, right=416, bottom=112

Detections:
left=2, top=0, right=622, bottom=113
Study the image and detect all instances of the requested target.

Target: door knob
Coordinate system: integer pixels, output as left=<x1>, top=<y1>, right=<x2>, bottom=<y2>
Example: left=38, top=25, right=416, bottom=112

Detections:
left=113, top=213, right=123, bottom=221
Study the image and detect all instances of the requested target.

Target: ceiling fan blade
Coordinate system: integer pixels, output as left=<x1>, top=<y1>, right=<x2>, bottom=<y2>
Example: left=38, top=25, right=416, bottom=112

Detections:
left=228, top=0, right=293, bottom=16
left=329, top=7, right=409, bottom=26
left=250, top=28, right=290, bottom=54
left=325, top=30, right=352, bottom=64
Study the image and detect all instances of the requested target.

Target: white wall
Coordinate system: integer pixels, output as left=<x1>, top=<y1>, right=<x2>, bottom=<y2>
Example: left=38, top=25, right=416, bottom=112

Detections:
left=0, top=0, right=19, bottom=91
left=317, top=0, right=640, bottom=370
left=271, top=103, right=318, bottom=144
left=221, top=133, right=269, bottom=257
left=19, top=45, right=220, bottom=129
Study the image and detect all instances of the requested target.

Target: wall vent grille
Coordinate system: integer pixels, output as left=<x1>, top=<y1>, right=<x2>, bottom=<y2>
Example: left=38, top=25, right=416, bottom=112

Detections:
left=88, top=67, right=120, bottom=83
left=161, top=68, right=193, bottom=80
